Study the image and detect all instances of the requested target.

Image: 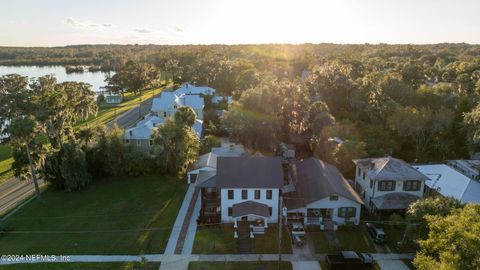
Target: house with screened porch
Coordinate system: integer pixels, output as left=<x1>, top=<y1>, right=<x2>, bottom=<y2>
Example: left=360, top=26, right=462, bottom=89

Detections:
left=353, top=157, right=427, bottom=213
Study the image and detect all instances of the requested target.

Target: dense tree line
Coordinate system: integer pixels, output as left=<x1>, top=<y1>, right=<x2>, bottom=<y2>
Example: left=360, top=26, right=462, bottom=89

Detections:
left=4, top=43, right=480, bottom=175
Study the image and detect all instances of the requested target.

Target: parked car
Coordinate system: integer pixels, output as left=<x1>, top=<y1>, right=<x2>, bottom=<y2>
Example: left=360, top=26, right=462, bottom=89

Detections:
left=289, top=222, right=306, bottom=247
left=366, top=222, right=386, bottom=244
left=326, top=251, right=374, bottom=270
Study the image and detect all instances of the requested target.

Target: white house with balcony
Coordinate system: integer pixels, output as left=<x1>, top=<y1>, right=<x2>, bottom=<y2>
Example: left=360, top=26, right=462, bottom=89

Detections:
left=353, top=157, right=428, bottom=212
left=196, top=156, right=284, bottom=238
left=124, top=115, right=164, bottom=150
left=151, top=92, right=204, bottom=120
left=285, top=158, right=363, bottom=230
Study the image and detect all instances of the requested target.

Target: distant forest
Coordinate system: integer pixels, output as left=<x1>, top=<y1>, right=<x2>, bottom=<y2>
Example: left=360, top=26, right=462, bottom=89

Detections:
left=3, top=43, right=480, bottom=174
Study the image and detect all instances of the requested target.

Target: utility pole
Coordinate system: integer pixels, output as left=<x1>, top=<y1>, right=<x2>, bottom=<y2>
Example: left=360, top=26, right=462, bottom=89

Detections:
left=25, top=143, right=41, bottom=199
left=278, top=194, right=283, bottom=270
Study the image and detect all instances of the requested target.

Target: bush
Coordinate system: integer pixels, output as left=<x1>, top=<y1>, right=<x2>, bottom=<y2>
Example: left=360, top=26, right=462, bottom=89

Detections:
left=200, top=135, right=222, bottom=154
left=123, top=149, right=154, bottom=176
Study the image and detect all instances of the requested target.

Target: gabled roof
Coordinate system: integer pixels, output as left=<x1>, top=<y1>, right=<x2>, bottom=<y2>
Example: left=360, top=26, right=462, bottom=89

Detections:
left=196, top=170, right=217, bottom=188
left=232, top=201, right=270, bottom=218
left=194, top=152, right=218, bottom=169
left=151, top=92, right=204, bottom=111
left=151, top=92, right=177, bottom=111
left=174, top=83, right=216, bottom=95
left=124, top=115, right=164, bottom=140
left=177, top=95, right=204, bottom=109
left=216, top=157, right=284, bottom=189
left=353, top=157, right=428, bottom=181
left=286, top=158, right=363, bottom=210
left=413, top=164, right=480, bottom=204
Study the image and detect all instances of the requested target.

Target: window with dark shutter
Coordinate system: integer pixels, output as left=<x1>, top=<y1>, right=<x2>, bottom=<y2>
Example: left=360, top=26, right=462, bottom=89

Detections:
left=403, top=180, right=420, bottom=191
left=228, top=190, right=234, bottom=200
left=242, top=190, right=248, bottom=200
left=378, top=180, right=396, bottom=191
left=254, top=190, right=260, bottom=200
left=266, top=190, right=272, bottom=200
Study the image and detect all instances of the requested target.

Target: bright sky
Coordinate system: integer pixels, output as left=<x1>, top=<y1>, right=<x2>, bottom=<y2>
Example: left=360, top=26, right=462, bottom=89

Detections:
left=1, top=0, right=479, bottom=46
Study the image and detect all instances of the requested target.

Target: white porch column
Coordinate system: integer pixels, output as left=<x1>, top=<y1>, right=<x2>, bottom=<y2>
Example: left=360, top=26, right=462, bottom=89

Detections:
left=187, top=174, right=191, bottom=184
left=234, top=218, right=238, bottom=228
left=264, top=217, right=268, bottom=228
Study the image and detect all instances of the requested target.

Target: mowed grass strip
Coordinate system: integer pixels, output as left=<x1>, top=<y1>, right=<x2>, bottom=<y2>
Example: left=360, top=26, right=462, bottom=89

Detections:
left=189, top=261, right=292, bottom=270
left=0, top=175, right=187, bottom=255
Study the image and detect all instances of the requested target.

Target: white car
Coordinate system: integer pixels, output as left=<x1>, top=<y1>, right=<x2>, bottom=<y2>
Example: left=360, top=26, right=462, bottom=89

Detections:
left=290, top=222, right=306, bottom=246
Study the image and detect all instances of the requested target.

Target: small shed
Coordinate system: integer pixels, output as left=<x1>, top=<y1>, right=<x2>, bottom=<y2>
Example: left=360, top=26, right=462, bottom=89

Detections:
left=105, top=94, right=123, bottom=104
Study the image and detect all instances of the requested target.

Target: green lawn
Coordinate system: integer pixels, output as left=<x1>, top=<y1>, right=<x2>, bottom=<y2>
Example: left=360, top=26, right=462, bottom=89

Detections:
left=189, top=261, right=292, bottom=270
left=0, top=262, right=160, bottom=270
left=0, top=144, right=14, bottom=184
left=311, top=226, right=376, bottom=253
left=310, top=231, right=333, bottom=253
left=336, top=226, right=376, bottom=253
left=384, top=226, right=419, bottom=253
left=193, top=225, right=292, bottom=254
left=0, top=175, right=186, bottom=254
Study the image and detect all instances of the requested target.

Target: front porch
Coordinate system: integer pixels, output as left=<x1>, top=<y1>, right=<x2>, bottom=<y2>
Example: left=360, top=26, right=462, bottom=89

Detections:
left=232, top=201, right=271, bottom=239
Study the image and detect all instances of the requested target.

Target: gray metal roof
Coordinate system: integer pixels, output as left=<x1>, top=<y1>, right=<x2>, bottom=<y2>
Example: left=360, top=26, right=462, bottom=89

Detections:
left=371, top=192, right=420, bottom=210
left=195, top=170, right=217, bottom=188
left=216, top=157, right=284, bottom=189
left=286, top=158, right=363, bottom=210
left=353, top=157, right=428, bottom=181
left=232, top=201, right=270, bottom=218
left=196, top=175, right=217, bottom=188
left=194, top=152, right=218, bottom=169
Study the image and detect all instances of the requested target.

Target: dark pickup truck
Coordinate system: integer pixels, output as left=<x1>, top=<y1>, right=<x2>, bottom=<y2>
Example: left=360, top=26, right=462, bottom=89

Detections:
left=326, top=251, right=374, bottom=270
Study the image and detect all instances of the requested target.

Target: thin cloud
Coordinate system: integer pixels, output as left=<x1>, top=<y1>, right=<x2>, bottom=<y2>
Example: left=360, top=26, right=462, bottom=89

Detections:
left=134, top=28, right=154, bottom=34
left=173, top=25, right=183, bottom=32
left=64, top=17, right=115, bottom=30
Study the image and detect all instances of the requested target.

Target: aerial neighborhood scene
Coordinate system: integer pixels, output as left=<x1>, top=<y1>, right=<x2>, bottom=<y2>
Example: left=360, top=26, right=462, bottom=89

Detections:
left=1, top=1, right=480, bottom=270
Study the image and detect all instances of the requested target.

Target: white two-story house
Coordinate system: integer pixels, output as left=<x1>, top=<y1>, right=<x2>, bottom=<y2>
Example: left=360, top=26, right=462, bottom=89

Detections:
left=196, top=156, right=284, bottom=237
left=151, top=92, right=204, bottom=120
left=353, top=157, right=428, bottom=213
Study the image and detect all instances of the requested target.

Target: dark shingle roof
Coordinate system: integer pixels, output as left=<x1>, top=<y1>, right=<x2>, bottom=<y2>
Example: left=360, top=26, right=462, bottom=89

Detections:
left=371, top=192, right=420, bottom=210
left=216, top=157, right=284, bottom=189
left=232, top=201, right=270, bottom=218
left=353, top=157, right=428, bottom=181
left=286, top=158, right=363, bottom=210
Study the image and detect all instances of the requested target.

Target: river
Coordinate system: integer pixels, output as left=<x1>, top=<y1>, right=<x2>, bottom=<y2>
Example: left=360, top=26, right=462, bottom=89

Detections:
left=0, top=65, right=112, bottom=92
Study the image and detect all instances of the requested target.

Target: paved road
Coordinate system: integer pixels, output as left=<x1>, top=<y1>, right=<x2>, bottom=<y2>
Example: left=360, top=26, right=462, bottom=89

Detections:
left=108, top=86, right=173, bottom=129
left=0, top=178, right=44, bottom=216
